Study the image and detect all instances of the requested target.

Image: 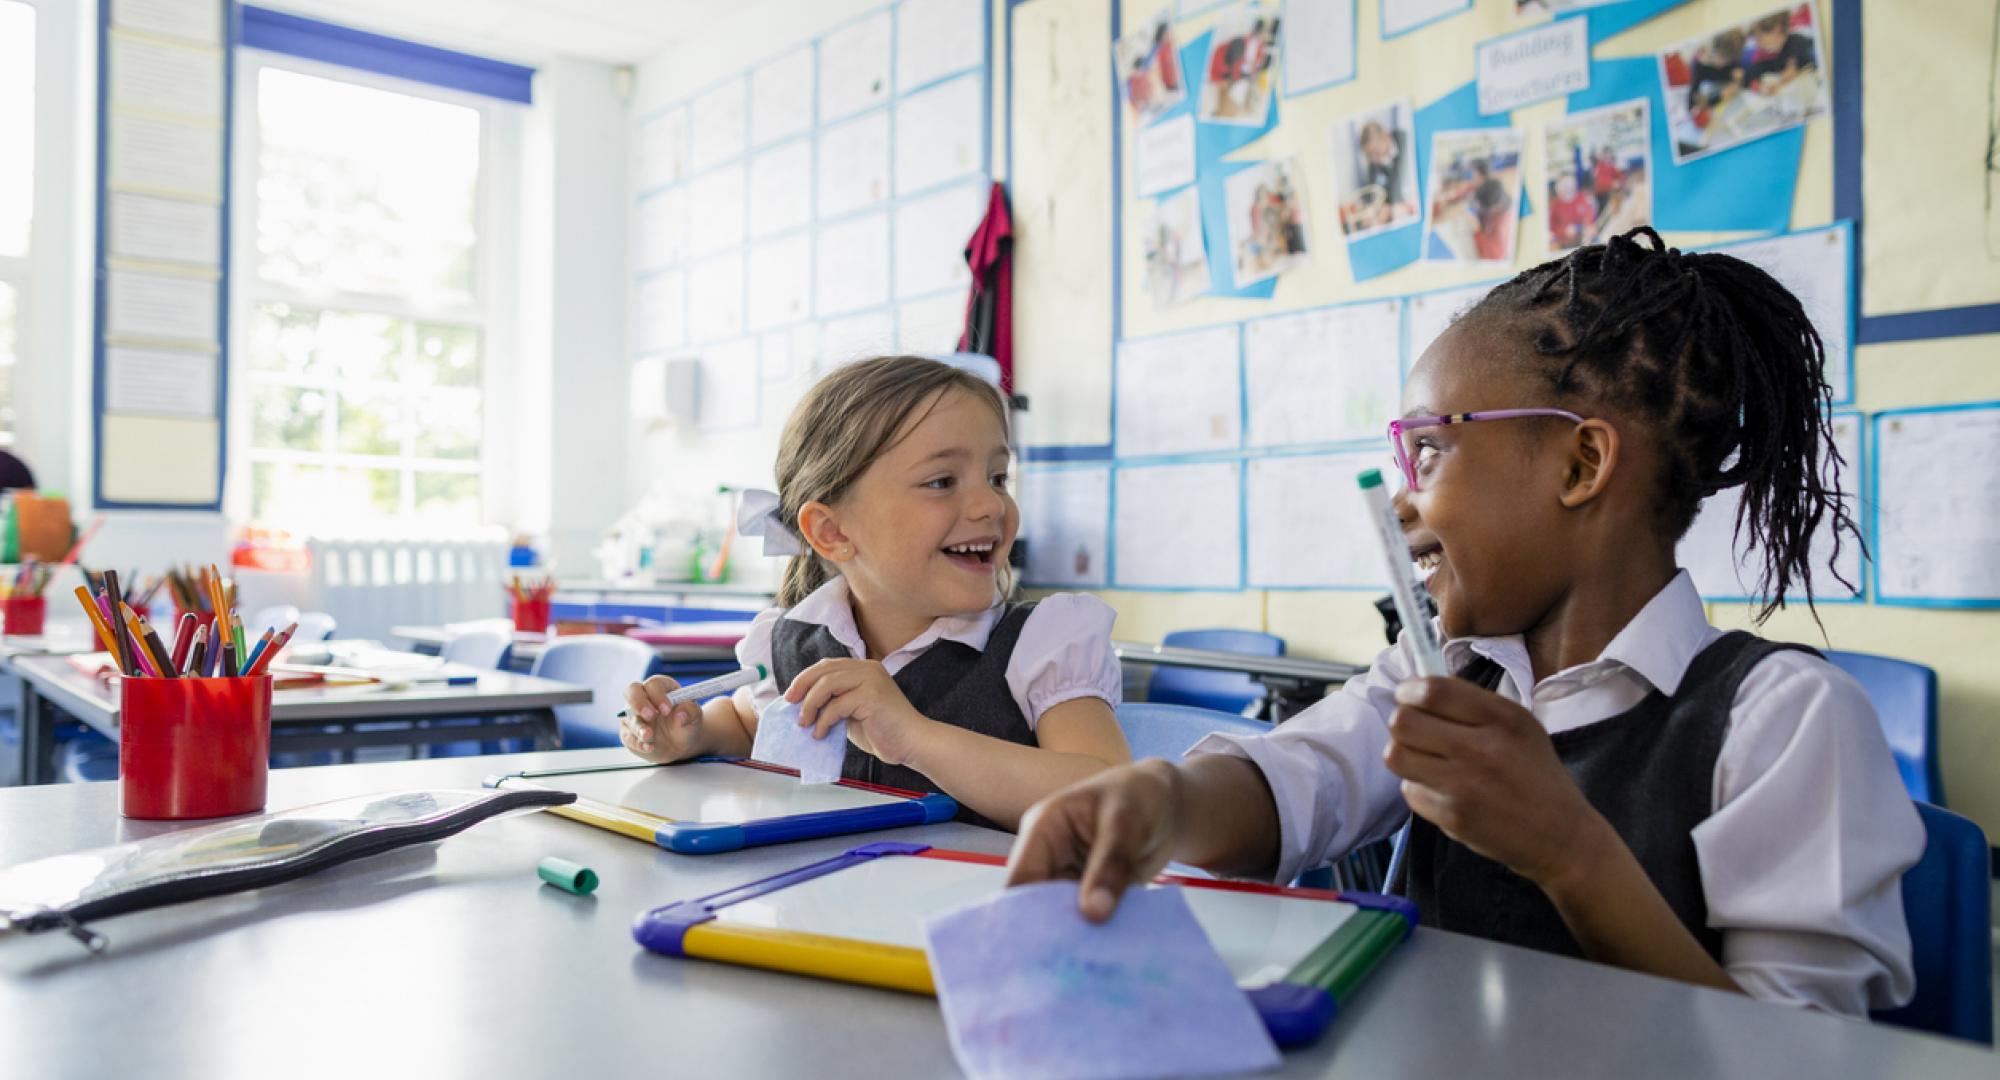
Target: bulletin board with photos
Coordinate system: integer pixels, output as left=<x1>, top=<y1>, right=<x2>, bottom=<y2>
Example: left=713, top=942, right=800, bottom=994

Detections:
left=1021, top=0, right=1901, bottom=603
left=629, top=0, right=993, bottom=434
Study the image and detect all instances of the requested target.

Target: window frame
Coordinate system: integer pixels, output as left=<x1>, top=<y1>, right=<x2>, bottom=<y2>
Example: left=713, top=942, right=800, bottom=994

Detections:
left=227, top=45, right=519, bottom=531
left=0, top=0, right=41, bottom=450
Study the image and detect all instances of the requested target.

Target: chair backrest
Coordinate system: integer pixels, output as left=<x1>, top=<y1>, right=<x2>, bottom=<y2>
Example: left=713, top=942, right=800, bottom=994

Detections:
left=530, top=635, right=657, bottom=749
left=440, top=628, right=511, bottom=670
left=248, top=605, right=300, bottom=640
left=1116, top=702, right=1269, bottom=763
left=1871, top=802, right=1992, bottom=1044
left=294, top=611, right=338, bottom=642
left=1146, top=629, right=1284, bottom=715
left=1824, top=650, right=1944, bottom=805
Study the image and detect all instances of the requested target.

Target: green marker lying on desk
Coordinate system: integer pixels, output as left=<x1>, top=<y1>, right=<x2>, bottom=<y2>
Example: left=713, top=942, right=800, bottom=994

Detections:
left=614, top=665, right=767, bottom=718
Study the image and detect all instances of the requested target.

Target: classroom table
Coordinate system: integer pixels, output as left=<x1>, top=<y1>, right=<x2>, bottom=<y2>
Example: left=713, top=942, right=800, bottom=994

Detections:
left=554, top=578, right=775, bottom=603
left=0, top=747, right=1987, bottom=1078
left=6, top=653, right=591, bottom=786
left=391, top=622, right=748, bottom=668
left=1114, top=639, right=1366, bottom=720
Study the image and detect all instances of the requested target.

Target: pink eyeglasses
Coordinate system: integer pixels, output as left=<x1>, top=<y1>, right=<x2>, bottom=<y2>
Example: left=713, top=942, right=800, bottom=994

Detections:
left=1386, top=408, right=1586, bottom=491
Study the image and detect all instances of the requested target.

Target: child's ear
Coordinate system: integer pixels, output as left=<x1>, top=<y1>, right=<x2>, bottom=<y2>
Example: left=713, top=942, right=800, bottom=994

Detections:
left=797, top=501, right=856, bottom=565
left=1557, top=419, right=1621, bottom=508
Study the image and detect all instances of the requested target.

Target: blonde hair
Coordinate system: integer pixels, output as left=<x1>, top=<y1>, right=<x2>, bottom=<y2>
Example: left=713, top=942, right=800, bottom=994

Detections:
left=774, top=356, right=1014, bottom=608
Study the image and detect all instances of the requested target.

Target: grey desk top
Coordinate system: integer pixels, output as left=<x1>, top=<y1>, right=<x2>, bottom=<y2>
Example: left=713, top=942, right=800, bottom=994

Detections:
left=1112, top=640, right=1366, bottom=684
left=0, top=620, right=99, bottom=660
left=0, top=748, right=1988, bottom=1079
left=6, top=653, right=593, bottom=733
left=390, top=623, right=742, bottom=663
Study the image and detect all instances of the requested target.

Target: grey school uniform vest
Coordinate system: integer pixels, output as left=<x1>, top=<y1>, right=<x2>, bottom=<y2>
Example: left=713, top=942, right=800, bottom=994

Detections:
left=770, top=602, right=1039, bottom=831
left=1393, top=631, right=1818, bottom=961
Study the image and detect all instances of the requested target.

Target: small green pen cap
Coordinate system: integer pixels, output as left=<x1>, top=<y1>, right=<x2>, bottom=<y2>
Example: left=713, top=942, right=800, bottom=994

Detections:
left=1357, top=468, right=1383, bottom=489
left=537, top=856, right=598, bottom=895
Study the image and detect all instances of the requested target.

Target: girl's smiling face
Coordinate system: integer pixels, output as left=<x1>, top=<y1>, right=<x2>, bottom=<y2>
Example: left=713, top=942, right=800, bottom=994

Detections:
left=1397, top=326, right=1586, bottom=641
left=819, top=387, right=1018, bottom=625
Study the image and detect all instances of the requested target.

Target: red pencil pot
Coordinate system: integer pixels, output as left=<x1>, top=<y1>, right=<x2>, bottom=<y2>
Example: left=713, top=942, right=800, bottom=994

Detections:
left=2, top=595, right=46, bottom=636
left=119, top=675, right=272, bottom=820
left=511, top=596, right=551, bottom=634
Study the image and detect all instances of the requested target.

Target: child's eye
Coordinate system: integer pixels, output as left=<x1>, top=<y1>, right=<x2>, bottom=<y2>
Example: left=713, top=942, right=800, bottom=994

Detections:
left=990, top=472, right=1010, bottom=488
left=1413, top=439, right=1442, bottom=471
left=922, top=476, right=954, bottom=490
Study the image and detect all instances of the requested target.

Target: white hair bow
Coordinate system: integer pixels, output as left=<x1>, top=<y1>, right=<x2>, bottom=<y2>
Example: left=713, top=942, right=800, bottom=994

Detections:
left=736, top=488, right=805, bottom=557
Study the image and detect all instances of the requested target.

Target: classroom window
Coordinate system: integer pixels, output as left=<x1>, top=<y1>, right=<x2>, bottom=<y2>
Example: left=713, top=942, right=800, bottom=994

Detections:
left=0, top=0, right=34, bottom=448
left=238, top=60, right=495, bottom=530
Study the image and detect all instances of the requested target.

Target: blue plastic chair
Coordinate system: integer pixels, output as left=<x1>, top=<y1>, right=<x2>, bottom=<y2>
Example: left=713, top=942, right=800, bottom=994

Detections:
left=58, top=732, right=120, bottom=783
left=1115, top=701, right=1269, bottom=762
left=441, top=628, right=511, bottom=671
left=1824, top=650, right=1944, bottom=805
left=1872, top=802, right=1993, bottom=1044
left=1146, top=629, right=1284, bottom=715
left=531, top=635, right=658, bottom=749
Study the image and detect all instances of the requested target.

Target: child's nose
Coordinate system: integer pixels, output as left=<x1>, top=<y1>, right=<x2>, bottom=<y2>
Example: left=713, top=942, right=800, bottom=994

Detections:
left=1390, top=484, right=1420, bottom=528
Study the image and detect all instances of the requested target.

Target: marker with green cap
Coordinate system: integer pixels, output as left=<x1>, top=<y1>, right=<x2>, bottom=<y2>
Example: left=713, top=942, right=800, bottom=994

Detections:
left=538, top=856, right=598, bottom=896
left=616, top=664, right=769, bottom=718
left=1357, top=469, right=1448, bottom=678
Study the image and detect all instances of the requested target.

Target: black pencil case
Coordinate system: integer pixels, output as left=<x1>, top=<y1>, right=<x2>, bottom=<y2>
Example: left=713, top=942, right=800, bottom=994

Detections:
left=0, top=787, right=574, bottom=949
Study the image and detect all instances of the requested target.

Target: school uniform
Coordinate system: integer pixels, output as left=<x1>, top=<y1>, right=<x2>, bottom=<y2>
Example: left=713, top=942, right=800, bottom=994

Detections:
left=1190, top=570, right=1922, bottom=1017
left=734, top=576, right=1122, bottom=829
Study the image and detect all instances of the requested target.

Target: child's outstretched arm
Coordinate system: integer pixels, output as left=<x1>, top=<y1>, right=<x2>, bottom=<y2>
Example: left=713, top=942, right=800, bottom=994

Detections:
left=621, top=675, right=756, bottom=762
left=1005, top=754, right=1283, bottom=921
left=786, top=658, right=1132, bottom=830
left=1384, top=676, right=1742, bottom=996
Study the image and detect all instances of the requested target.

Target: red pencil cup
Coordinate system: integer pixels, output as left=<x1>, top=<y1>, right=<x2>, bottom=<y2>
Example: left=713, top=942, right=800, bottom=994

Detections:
left=2, top=595, right=46, bottom=636
left=511, top=595, right=551, bottom=634
left=120, top=675, right=272, bottom=820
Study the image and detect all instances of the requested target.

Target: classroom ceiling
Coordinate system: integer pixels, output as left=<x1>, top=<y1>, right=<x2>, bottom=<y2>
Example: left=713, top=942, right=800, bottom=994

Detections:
left=265, top=0, right=727, bottom=66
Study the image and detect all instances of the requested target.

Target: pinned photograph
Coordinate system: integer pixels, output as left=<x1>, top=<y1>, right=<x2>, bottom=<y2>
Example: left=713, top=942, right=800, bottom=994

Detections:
left=1424, top=128, right=1523, bottom=266
left=1142, top=187, right=1211, bottom=307
left=1224, top=157, right=1310, bottom=286
left=1199, top=7, right=1281, bottom=127
left=1331, top=100, right=1419, bottom=239
left=1114, top=9, right=1187, bottom=128
left=1513, top=0, right=1617, bottom=14
left=1657, top=2, right=1827, bottom=164
left=1543, top=99, right=1651, bottom=252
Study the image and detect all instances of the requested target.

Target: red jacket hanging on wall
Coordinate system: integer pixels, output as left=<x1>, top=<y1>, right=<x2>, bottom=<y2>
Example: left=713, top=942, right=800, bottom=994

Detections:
left=958, top=181, right=1014, bottom=392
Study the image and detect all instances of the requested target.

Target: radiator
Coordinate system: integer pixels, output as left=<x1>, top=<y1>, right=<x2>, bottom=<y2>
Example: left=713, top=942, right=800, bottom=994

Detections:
left=306, top=533, right=510, bottom=641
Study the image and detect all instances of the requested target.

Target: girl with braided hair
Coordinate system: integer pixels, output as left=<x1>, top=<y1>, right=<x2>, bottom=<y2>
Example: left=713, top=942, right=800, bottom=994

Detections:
left=1008, top=228, right=1922, bottom=1017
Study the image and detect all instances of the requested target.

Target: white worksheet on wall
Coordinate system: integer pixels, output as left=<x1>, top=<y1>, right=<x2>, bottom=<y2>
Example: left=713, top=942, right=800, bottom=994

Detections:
left=635, top=270, right=686, bottom=353
left=636, top=186, right=687, bottom=271
left=686, top=163, right=746, bottom=258
left=1134, top=114, right=1197, bottom=199
left=637, top=106, right=689, bottom=190
left=1244, top=299, right=1402, bottom=448
left=893, top=73, right=984, bottom=195
left=747, top=232, right=813, bottom=331
left=1404, top=282, right=1493, bottom=372
left=1115, top=325, right=1241, bottom=457
left=1713, top=225, right=1853, bottom=404
left=750, top=45, right=815, bottom=147
left=1676, top=412, right=1866, bottom=602
left=106, top=270, right=216, bottom=343
left=108, top=192, right=219, bottom=267
left=1381, top=0, right=1469, bottom=38
left=1023, top=465, right=1111, bottom=588
left=113, top=0, right=223, bottom=45
left=1283, top=0, right=1357, bottom=97
left=897, top=292, right=965, bottom=354
left=818, top=110, right=891, bottom=218
left=1874, top=405, right=2000, bottom=604
left=108, top=112, right=221, bottom=200
left=897, top=0, right=984, bottom=90
left=109, top=33, right=223, bottom=121
left=105, top=346, right=218, bottom=419
left=748, top=139, right=813, bottom=238
left=1246, top=452, right=1387, bottom=589
left=893, top=180, right=986, bottom=299
left=819, top=10, right=892, bottom=122
left=698, top=337, right=761, bottom=431
left=690, top=76, right=748, bottom=171
left=1114, top=461, right=1241, bottom=589
left=815, top=211, right=890, bottom=316
left=687, top=251, right=747, bottom=344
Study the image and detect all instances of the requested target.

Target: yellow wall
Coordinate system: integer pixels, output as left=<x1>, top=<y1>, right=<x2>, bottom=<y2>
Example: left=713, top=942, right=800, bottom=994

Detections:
left=1010, top=0, right=2000, bottom=836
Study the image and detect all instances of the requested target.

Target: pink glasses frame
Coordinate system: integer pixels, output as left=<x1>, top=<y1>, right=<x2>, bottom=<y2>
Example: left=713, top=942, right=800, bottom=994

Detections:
left=1386, top=408, right=1586, bottom=491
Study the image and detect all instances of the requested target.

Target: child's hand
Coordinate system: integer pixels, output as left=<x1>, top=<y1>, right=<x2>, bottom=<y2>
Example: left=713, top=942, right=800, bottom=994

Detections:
left=1383, top=677, right=1609, bottom=890
left=785, top=659, right=935, bottom=767
left=1005, top=761, right=1182, bottom=922
left=620, top=675, right=704, bottom=763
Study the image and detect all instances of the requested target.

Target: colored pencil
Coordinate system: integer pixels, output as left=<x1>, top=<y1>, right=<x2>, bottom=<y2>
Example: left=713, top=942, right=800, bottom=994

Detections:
left=72, top=586, right=121, bottom=656
left=101, top=571, right=135, bottom=677
left=141, top=621, right=175, bottom=680
left=169, top=612, right=197, bottom=672
left=119, top=604, right=161, bottom=677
